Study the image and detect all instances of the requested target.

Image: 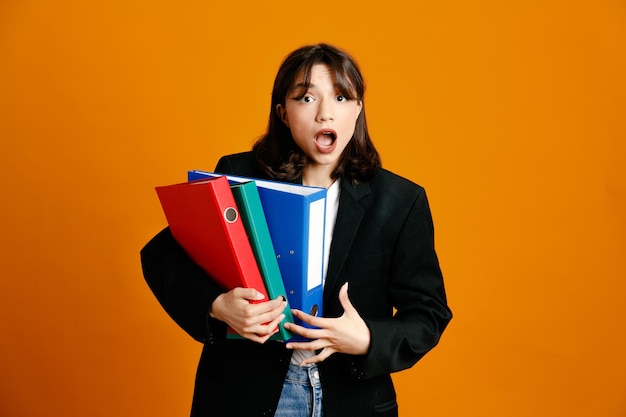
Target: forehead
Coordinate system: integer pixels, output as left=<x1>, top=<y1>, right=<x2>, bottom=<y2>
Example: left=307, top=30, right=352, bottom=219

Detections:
left=290, top=63, right=356, bottom=95
left=293, top=64, right=334, bottom=84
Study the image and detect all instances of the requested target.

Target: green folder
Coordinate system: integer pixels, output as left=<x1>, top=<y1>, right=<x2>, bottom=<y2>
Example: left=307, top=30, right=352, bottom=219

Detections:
left=230, top=181, right=296, bottom=341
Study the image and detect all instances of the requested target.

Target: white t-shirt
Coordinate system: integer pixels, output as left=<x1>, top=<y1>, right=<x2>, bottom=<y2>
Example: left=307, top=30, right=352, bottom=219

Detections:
left=291, top=179, right=340, bottom=365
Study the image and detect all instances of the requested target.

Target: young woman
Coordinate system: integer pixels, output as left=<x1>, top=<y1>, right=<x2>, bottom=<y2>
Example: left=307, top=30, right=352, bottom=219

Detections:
left=141, top=43, right=452, bottom=417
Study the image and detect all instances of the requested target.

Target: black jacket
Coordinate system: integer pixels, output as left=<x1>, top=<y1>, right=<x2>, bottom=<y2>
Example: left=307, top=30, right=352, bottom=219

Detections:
left=140, top=151, right=452, bottom=417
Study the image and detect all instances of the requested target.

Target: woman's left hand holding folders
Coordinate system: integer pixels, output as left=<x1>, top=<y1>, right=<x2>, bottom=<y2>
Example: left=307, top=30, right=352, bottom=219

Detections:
left=284, top=283, right=371, bottom=365
left=210, top=287, right=288, bottom=344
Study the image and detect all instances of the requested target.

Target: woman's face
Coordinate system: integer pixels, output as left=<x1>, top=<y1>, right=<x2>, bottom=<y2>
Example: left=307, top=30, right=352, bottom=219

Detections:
left=277, top=64, right=362, bottom=178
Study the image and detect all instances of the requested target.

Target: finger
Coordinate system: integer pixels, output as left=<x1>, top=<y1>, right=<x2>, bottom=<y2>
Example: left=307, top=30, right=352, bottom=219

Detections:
left=291, top=309, right=327, bottom=328
left=249, top=311, right=286, bottom=332
left=285, top=338, right=327, bottom=351
left=251, top=300, right=288, bottom=325
left=233, top=287, right=266, bottom=301
left=299, top=348, right=335, bottom=366
left=241, top=302, right=284, bottom=327
left=240, top=311, right=284, bottom=339
left=242, top=296, right=287, bottom=321
left=337, top=282, right=356, bottom=314
left=263, top=295, right=289, bottom=311
left=244, top=333, right=266, bottom=343
left=272, top=295, right=289, bottom=310
left=284, top=320, right=328, bottom=341
left=263, top=313, right=286, bottom=335
left=245, top=327, right=279, bottom=344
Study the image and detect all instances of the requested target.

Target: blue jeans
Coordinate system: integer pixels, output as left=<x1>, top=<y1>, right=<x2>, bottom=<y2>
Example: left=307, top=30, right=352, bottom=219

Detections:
left=274, top=363, right=323, bottom=417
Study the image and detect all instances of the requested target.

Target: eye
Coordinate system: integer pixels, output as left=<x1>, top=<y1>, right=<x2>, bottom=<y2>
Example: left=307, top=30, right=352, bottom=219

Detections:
left=336, top=95, right=347, bottom=102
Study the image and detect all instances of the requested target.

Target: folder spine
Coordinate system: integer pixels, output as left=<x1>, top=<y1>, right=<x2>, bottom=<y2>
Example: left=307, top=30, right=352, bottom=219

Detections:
left=230, top=181, right=296, bottom=341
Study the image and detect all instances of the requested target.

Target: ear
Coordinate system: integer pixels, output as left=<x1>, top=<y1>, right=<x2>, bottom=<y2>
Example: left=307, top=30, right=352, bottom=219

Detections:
left=356, top=100, right=363, bottom=120
left=276, top=104, right=289, bottom=127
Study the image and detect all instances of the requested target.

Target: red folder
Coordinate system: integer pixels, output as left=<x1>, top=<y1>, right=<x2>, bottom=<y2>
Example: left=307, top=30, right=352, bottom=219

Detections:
left=155, top=176, right=269, bottom=303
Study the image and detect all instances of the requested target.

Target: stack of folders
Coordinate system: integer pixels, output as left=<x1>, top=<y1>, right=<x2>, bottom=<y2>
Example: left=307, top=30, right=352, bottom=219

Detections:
left=155, top=172, right=327, bottom=342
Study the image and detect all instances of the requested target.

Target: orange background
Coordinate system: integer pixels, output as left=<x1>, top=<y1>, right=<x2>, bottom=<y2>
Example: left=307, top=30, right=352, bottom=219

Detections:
left=1, top=0, right=625, bottom=416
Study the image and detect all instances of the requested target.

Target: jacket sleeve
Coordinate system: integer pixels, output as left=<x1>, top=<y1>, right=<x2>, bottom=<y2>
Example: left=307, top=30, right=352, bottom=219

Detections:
left=140, top=227, right=227, bottom=343
left=352, top=187, right=452, bottom=379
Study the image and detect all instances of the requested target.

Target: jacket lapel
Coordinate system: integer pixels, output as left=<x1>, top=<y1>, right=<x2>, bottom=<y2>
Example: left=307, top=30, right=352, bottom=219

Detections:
left=323, top=179, right=371, bottom=306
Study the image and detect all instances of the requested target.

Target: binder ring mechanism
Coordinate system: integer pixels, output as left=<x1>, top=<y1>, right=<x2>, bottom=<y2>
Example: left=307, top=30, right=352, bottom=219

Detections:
left=223, top=207, right=238, bottom=223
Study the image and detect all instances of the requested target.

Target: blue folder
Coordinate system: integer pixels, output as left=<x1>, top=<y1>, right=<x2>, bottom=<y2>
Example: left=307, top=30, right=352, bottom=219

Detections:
left=188, top=170, right=326, bottom=334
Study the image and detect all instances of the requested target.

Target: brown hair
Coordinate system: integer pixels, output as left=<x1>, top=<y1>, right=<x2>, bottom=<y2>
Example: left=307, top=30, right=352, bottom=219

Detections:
left=253, top=43, right=381, bottom=184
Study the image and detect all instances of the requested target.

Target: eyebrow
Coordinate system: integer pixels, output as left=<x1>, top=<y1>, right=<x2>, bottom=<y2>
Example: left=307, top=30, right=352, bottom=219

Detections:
left=292, top=82, right=314, bottom=90
left=289, top=80, right=357, bottom=99
left=291, top=82, right=344, bottom=91
left=288, top=82, right=316, bottom=98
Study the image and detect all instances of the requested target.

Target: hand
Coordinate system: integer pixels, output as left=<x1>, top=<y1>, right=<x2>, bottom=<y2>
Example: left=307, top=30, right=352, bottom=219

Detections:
left=210, top=287, right=287, bottom=344
left=284, top=283, right=371, bottom=365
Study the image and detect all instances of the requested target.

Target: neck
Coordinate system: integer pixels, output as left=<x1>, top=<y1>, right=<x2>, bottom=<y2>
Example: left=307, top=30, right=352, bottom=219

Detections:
left=302, top=165, right=334, bottom=189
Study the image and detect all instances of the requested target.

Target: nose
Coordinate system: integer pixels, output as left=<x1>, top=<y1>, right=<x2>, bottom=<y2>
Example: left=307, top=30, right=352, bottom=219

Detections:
left=316, top=98, right=334, bottom=122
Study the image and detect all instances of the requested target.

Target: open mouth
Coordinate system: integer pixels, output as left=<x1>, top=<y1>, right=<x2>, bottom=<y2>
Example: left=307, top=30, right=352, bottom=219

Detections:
left=315, top=129, right=337, bottom=148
